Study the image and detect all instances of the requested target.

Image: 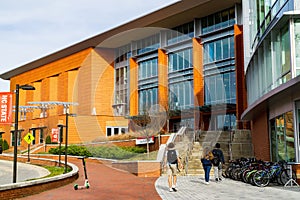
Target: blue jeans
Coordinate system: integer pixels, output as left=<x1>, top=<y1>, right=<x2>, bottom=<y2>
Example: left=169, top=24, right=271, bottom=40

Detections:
left=203, top=165, right=212, bottom=182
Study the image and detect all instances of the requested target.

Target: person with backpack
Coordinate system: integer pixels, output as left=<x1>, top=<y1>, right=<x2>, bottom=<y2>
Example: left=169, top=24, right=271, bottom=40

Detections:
left=212, top=143, right=225, bottom=182
left=165, top=142, right=183, bottom=192
left=201, top=147, right=213, bottom=184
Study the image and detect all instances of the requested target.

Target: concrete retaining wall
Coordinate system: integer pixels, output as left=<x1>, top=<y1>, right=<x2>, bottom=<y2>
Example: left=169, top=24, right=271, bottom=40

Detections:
left=0, top=154, right=78, bottom=200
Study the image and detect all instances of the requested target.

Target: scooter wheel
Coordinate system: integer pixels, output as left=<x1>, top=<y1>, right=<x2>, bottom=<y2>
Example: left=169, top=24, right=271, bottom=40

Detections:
left=74, top=184, right=78, bottom=190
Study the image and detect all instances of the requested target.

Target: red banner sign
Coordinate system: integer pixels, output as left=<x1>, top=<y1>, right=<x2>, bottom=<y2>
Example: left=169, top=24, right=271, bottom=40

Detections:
left=0, top=92, right=13, bottom=125
left=51, top=128, right=59, bottom=143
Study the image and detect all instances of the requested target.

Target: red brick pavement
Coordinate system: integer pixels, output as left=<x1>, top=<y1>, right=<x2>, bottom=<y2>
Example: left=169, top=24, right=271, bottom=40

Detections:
left=18, top=158, right=162, bottom=200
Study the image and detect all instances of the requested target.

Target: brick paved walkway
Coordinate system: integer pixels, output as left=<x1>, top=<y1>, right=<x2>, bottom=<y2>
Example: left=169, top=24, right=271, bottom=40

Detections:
left=18, top=158, right=161, bottom=200
left=15, top=158, right=300, bottom=200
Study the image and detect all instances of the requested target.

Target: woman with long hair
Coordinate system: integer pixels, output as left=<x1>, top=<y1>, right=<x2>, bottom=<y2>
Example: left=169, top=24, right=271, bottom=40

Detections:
left=201, top=147, right=213, bottom=184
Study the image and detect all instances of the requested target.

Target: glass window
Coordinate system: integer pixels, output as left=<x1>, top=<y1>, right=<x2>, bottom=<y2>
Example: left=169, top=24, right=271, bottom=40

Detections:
left=230, top=37, right=235, bottom=58
left=178, top=51, right=184, bottom=70
left=295, top=19, right=300, bottom=76
left=208, top=42, right=215, bottom=63
left=39, top=129, right=44, bottom=144
left=221, top=10, right=229, bottom=27
left=201, top=8, right=235, bottom=34
left=114, top=62, right=128, bottom=115
left=204, top=72, right=236, bottom=105
left=139, top=58, right=158, bottom=80
left=270, top=111, right=295, bottom=162
left=203, top=36, right=233, bottom=64
left=223, top=38, right=229, bottom=59
left=167, top=21, right=194, bottom=45
left=107, top=128, right=111, bottom=136
left=138, top=87, right=158, bottom=113
left=114, top=128, right=119, bottom=135
left=137, top=34, right=160, bottom=55
left=168, top=80, right=193, bottom=110
left=216, top=40, right=222, bottom=60
left=281, top=26, right=291, bottom=75
left=169, top=49, right=192, bottom=72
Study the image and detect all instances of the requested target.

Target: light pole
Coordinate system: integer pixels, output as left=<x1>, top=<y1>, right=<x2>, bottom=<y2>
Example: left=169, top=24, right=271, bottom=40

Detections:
left=64, top=111, right=76, bottom=173
left=13, top=84, right=35, bottom=183
left=64, top=112, right=68, bottom=173
left=27, top=101, right=77, bottom=173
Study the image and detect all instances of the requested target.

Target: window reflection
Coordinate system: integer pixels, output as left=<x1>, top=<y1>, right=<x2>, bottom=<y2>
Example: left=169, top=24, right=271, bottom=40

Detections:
left=270, top=111, right=295, bottom=162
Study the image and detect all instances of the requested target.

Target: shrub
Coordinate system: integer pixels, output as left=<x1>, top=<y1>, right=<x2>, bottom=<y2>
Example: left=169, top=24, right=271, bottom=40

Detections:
left=120, top=146, right=146, bottom=154
left=48, top=145, right=147, bottom=160
left=45, top=135, right=52, bottom=144
left=49, top=145, right=92, bottom=157
left=87, top=146, right=136, bottom=159
left=0, top=139, right=9, bottom=151
left=45, top=135, right=58, bottom=144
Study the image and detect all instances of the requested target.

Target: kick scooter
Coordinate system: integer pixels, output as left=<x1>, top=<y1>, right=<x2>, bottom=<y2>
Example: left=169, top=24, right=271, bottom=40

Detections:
left=74, top=157, right=90, bottom=190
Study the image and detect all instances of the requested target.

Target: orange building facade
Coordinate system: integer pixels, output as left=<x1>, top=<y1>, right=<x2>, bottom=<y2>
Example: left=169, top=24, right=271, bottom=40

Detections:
left=0, top=0, right=246, bottom=151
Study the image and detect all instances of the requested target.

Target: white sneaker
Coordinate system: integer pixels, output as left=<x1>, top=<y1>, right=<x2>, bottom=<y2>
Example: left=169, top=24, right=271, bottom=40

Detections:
left=169, top=188, right=173, bottom=192
left=205, top=181, right=209, bottom=185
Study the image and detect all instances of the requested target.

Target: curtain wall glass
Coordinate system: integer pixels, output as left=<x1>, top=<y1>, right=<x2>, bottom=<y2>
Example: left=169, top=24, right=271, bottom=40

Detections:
left=270, top=111, right=295, bottom=162
left=138, top=58, right=158, bottom=114
left=246, top=24, right=291, bottom=105
left=168, top=48, right=194, bottom=110
left=295, top=19, right=300, bottom=76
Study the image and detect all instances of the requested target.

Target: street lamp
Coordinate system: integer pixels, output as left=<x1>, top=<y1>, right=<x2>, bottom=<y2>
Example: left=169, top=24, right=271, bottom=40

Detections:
left=64, top=111, right=76, bottom=173
left=13, top=84, right=35, bottom=183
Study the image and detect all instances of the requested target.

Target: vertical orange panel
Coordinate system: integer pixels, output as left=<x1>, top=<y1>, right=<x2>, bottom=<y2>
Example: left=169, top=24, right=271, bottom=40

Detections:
left=193, top=38, right=204, bottom=130
left=158, top=49, right=168, bottom=110
left=234, top=24, right=247, bottom=122
left=129, top=58, right=138, bottom=116
left=193, top=38, right=204, bottom=106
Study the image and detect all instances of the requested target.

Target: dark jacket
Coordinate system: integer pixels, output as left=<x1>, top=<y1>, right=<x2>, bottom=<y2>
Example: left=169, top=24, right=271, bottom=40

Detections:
left=212, top=148, right=225, bottom=164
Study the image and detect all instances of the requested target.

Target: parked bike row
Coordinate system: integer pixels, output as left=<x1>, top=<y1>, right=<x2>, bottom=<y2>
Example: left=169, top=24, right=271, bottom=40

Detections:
left=224, top=157, right=297, bottom=187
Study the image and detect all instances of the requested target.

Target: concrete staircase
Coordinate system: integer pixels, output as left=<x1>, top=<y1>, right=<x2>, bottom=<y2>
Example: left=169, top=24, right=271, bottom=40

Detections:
left=185, top=130, right=254, bottom=176
left=185, top=141, right=205, bottom=176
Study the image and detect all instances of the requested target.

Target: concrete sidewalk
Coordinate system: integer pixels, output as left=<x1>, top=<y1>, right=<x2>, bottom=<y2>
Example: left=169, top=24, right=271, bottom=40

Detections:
left=0, top=160, right=50, bottom=185
left=155, top=175, right=300, bottom=200
left=3, top=157, right=299, bottom=200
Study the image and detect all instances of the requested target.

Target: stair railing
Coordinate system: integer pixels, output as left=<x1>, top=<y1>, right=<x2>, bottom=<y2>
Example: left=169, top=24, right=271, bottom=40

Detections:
left=159, top=126, right=189, bottom=175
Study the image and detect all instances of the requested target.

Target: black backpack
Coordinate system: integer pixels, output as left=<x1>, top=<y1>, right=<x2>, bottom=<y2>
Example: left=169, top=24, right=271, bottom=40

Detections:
left=212, top=149, right=221, bottom=166
left=167, top=149, right=178, bottom=164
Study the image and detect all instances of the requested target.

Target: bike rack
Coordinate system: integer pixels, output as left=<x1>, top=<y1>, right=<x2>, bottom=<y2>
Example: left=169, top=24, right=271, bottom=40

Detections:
left=284, top=163, right=299, bottom=187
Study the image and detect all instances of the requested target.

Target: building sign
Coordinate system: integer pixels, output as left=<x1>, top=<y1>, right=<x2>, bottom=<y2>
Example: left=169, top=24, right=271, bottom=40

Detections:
left=24, top=133, right=35, bottom=144
left=51, top=128, right=59, bottom=143
left=136, top=136, right=154, bottom=145
left=0, top=92, right=13, bottom=125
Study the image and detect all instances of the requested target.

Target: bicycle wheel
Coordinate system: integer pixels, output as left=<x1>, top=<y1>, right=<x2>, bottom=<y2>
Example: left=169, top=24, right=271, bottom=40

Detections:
left=253, top=170, right=270, bottom=187
left=280, top=169, right=297, bottom=185
left=241, top=169, right=251, bottom=183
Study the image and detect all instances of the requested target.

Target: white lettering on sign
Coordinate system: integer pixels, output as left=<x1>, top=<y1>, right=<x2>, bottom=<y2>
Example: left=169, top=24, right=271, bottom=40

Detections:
left=1, top=95, right=8, bottom=122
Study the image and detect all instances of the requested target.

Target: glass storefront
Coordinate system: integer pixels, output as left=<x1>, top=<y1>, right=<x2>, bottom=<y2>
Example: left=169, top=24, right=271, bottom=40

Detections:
left=270, top=111, right=295, bottom=162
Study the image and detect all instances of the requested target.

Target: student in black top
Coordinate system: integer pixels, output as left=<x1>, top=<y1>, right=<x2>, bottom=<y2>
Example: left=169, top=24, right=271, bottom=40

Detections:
left=212, top=143, right=225, bottom=182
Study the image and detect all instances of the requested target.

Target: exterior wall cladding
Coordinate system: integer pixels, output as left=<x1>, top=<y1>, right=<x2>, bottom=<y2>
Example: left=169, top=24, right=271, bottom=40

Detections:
left=242, top=0, right=300, bottom=171
left=0, top=0, right=252, bottom=154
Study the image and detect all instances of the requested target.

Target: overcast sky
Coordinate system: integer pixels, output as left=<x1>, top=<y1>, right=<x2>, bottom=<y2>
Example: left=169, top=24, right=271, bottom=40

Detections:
left=0, top=0, right=178, bottom=91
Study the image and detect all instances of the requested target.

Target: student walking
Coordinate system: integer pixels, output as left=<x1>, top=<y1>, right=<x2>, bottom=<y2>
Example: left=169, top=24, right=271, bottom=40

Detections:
left=212, top=143, right=225, bottom=182
left=165, top=142, right=183, bottom=192
left=201, top=147, right=213, bottom=184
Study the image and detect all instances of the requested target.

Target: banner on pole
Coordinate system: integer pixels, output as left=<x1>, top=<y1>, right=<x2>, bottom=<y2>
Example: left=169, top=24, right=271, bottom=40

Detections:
left=0, top=92, right=13, bottom=125
left=136, top=136, right=154, bottom=145
left=51, top=128, right=59, bottom=143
